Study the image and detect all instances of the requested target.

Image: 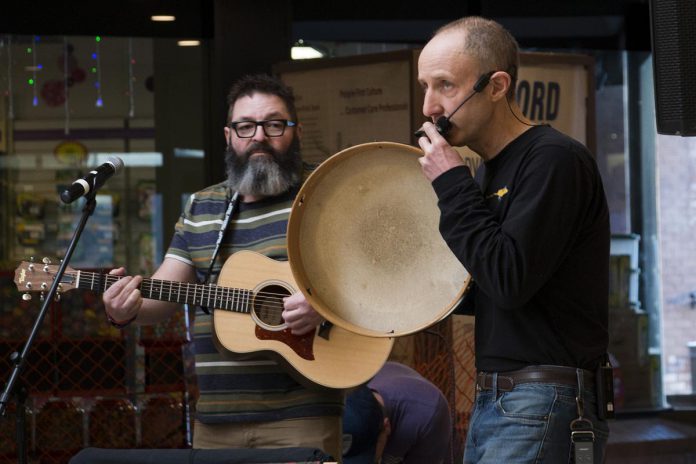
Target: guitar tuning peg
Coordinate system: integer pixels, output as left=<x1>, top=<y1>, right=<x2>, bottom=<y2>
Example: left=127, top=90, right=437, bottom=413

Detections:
left=40, top=292, right=45, bottom=302
left=29, top=256, right=35, bottom=262
left=22, top=293, right=32, bottom=301
left=54, top=293, right=61, bottom=302
left=42, top=257, right=51, bottom=264
left=41, top=283, right=48, bottom=290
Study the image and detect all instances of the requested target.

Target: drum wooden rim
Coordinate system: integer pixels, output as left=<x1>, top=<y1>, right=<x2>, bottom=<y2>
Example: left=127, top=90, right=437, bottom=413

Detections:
left=288, top=142, right=470, bottom=337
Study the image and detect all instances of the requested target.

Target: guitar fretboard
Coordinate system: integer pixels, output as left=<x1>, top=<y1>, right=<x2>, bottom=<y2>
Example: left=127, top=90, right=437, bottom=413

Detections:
left=72, top=270, right=252, bottom=313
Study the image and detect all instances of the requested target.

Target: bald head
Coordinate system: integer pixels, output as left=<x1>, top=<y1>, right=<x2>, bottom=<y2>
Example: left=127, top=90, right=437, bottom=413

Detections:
left=432, top=17, right=520, bottom=98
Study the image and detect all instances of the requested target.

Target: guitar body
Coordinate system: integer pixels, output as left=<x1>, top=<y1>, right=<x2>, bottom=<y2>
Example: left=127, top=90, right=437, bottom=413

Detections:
left=213, top=251, right=393, bottom=389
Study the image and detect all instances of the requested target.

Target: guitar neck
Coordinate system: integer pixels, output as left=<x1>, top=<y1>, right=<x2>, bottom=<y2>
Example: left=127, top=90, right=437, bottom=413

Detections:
left=74, top=270, right=252, bottom=312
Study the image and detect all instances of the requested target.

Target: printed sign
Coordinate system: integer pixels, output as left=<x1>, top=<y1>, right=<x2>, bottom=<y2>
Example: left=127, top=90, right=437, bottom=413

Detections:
left=279, top=51, right=594, bottom=167
left=280, top=59, right=411, bottom=164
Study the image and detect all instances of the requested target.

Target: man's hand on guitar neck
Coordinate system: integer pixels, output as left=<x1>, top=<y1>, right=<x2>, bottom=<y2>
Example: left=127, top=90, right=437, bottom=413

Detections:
left=102, top=257, right=195, bottom=327
left=103, top=267, right=144, bottom=327
left=282, top=292, right=324, bottom=336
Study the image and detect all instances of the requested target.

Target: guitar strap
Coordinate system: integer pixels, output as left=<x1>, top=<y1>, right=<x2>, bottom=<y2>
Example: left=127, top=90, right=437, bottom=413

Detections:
left=198, top=190, right=239, bottom=315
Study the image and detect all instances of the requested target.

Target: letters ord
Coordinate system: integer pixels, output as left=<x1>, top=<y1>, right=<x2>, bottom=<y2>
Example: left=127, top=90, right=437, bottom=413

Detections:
left=516, top=80, right=560, bottom=121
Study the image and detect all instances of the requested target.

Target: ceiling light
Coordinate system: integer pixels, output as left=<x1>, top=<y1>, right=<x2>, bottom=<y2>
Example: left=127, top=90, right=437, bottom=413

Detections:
left=291, top=40, right=325, bottom=60
left=151, top=15, right=176, bottom=22
left=177, top=40, right=201, bottom=47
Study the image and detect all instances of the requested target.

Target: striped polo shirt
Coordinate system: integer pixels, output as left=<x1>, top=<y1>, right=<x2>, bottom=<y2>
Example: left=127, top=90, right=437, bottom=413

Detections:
left=165, top=172, right=343, bottom=424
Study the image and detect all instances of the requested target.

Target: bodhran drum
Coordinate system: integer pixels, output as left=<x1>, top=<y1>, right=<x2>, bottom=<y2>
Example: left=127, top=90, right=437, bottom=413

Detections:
left=288, top=142, right=471, bottom=338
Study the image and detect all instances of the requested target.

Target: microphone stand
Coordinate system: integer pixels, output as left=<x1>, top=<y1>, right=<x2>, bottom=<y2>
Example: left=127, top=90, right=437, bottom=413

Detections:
left=0, top=192, right=99, bottom=464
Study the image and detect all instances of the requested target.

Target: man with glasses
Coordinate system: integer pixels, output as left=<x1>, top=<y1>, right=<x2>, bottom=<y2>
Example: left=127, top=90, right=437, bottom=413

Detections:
left=102, top=74, right=343, bottom=459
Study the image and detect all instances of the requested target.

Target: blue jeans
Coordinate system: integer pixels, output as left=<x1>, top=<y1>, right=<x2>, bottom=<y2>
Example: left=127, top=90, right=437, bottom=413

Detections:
left=464, top=377, right=610, bottom=463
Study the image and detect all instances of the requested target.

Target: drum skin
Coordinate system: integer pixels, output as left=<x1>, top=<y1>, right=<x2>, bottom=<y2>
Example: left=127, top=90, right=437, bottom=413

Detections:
left=288, top=142, right=470, bottom=337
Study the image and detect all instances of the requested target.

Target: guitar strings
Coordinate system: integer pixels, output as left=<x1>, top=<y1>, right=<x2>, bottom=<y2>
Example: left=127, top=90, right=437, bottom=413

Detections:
left=61, top=270, right=292, bottom=315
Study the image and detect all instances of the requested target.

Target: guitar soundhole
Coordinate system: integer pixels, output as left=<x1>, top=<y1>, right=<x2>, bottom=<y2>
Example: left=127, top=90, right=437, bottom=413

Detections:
left=253, top=284, right=291, bottom=328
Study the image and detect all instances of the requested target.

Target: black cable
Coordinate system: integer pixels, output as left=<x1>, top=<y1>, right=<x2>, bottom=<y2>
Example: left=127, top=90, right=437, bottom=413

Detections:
left=506, top=95, right=539, bottom=127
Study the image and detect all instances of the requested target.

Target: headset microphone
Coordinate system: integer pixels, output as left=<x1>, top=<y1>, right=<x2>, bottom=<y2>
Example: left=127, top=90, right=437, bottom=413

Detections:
left=434, top=115, right=452, bottom=135
left=415, top=71, right=495, bottom=138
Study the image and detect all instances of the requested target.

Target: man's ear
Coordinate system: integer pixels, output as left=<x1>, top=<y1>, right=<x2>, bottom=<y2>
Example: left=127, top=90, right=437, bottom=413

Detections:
left=295, top=122, right=303, bottom=144
left=224, top=126, right=232, bottom=144
left=489, top=71, right=512, bottom=102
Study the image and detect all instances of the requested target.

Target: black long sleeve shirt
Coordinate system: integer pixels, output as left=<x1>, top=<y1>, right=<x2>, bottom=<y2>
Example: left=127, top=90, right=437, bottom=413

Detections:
left=432, top=125, right=609, bottom=372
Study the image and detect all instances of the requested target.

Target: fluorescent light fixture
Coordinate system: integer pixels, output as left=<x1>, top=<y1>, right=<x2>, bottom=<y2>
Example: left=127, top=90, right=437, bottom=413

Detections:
left=291, top=45, right=324, bottom=60
left=177, top=40, right=201, bottom=47
left=151, top=15, right=176, bottom=22
left=174, top=148, right=205, bottom=158
left=91, top=152, right=163, bottom=167
left=0, top=152, right=164, bottom=169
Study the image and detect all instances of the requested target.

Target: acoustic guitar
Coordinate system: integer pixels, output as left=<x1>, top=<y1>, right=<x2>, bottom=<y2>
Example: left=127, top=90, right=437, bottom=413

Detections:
left=13, top=250, right=394, bottom=389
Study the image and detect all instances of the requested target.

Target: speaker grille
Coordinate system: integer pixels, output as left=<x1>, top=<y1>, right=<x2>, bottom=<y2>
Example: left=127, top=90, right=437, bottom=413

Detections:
left=650, top=0, right=696, bottom=135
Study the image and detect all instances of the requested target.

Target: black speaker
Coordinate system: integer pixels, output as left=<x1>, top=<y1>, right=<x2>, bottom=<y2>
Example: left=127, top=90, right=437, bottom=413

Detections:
left=69, top=447, right=334, bottom=464
left=650, top=0, right=696, bottom=136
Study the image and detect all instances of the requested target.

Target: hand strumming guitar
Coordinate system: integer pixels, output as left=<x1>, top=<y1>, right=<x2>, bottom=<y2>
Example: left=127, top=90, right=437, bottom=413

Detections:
left=282, top=292, right=324, bottom=336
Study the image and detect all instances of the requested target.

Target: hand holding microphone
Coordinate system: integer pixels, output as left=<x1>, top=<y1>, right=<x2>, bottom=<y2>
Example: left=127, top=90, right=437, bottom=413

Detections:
left=60, top=156, right=124, bottom=204
left=415, top=71, right=495, bottom=182
left=417, top=121, right=468, bottom=182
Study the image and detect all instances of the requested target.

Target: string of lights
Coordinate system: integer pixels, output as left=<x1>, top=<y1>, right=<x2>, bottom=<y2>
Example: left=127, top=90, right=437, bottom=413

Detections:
left=29, top=35, right=39, bottom=106
left=64, top=36, right=70, bottom=134
left=93, top=35, right=103, bottom=107
left=6, top=35, right=14, bottom=119
left=128, top=37, right=135, bottom=118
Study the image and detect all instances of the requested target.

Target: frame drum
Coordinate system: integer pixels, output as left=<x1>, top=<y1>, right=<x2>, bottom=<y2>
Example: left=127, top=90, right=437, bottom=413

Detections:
left=287, top=142, right=470, bottom=337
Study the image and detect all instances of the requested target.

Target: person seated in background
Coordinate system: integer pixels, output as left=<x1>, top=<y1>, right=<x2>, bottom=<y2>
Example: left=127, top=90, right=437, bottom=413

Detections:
left=343, top=361, right=453, bottom=464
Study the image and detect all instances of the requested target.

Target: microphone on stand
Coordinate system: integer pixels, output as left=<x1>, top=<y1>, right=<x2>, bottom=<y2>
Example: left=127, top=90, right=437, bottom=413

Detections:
left=60, top=156, right=124, bottom=204
left=415, top=71, right=495, bottom=138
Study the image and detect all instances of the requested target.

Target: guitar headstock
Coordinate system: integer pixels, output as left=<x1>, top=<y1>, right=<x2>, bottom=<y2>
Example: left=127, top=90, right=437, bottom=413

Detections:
left=14, top=257, right=77, bottom=301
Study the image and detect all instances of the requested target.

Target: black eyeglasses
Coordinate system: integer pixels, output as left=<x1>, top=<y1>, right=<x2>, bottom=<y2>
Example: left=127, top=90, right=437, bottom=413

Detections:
left=227, top=119, right=296, bottom=138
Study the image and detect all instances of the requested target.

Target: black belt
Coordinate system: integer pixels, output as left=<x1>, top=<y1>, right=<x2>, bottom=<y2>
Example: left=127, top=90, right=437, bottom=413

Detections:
left=476, top=365, right=595, bottom=392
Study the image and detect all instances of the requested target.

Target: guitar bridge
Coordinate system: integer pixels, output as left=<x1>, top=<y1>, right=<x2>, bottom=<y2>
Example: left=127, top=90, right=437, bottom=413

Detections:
left=318, top=320, right=333, bottom=340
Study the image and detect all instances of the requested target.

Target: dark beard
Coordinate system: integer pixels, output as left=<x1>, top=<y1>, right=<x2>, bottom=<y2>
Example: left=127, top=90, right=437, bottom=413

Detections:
left=225, top=136, right=302, bottom=197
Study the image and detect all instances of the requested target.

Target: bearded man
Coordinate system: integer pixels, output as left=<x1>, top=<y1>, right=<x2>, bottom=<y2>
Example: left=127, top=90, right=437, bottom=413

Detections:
left=103, top=74, right=343, bottom=459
